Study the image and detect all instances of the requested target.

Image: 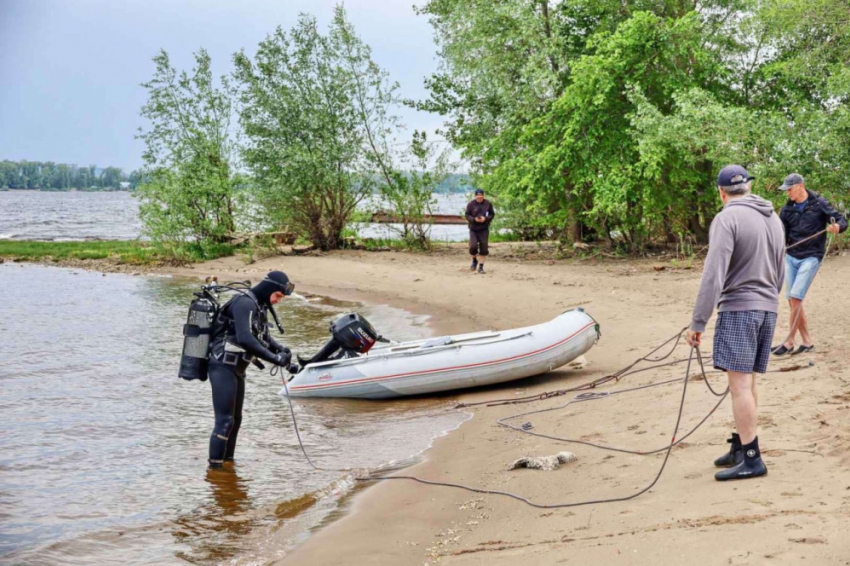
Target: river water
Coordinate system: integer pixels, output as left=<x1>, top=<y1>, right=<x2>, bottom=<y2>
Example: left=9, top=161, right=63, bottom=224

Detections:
left=0, top=191, right=471, bottom=242
left=0, top=263, right=468, bottom=564
left=0, top=191, right=143, bottom=241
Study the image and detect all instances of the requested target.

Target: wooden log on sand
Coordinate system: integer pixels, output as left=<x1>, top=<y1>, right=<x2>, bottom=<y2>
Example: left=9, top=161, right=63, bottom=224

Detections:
left=226, top=231, right=297, bottom=246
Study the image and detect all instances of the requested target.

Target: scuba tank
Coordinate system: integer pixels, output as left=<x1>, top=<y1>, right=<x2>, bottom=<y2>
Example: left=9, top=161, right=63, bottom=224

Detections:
left=179, top=296, right=217, bottom=381
left=178, top=280, right=285, bottom=381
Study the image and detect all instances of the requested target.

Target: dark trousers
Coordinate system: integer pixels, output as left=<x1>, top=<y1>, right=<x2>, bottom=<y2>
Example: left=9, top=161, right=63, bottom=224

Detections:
left=469, top=229, right=489, bottom=256
left=208, top=361, right=246, bottom=464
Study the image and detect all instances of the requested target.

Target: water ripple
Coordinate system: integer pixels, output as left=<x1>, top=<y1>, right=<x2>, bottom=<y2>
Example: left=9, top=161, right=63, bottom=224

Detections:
left=0, top=264, right=465, bottom=564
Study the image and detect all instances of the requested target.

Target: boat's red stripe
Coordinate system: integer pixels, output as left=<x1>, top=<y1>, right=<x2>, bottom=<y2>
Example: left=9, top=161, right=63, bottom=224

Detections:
left=290, top=321, right=596, bottom=391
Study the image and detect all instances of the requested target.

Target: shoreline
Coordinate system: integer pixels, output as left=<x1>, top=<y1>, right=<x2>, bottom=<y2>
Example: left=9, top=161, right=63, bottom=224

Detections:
left=11, top=246, right=850, bottom=564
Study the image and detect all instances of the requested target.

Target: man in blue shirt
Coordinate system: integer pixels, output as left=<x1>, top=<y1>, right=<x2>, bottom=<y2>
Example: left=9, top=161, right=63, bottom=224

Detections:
left=772, top=174, right=847, bottom=356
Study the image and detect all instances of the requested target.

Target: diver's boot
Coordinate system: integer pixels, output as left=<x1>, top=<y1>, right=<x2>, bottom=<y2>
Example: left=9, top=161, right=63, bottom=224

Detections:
left=715, top=437, right=767, bottom=481
left=714, top=432, right=743, bottom=468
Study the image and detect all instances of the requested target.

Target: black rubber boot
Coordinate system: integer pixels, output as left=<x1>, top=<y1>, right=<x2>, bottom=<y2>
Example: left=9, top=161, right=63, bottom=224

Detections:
left=715, top=437, right=767, bottom=481
left=714, top=432, right=743, bottom=468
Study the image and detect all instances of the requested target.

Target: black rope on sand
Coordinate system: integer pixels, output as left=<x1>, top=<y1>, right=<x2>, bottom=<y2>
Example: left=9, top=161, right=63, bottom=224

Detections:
left=270, top=223, right=841, bottom=507
left=360, top=331, right=732, bottom=509
left=275, top=328, right=737, bottom=509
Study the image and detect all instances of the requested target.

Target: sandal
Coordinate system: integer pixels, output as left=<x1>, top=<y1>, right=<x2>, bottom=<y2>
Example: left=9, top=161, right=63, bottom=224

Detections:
left=791, top=344, right=815, bottom=355
left=771, top=344, right=793, bottom=356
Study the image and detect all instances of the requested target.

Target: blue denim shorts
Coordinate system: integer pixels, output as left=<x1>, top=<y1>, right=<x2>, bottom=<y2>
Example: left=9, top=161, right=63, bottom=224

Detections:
left=785, top=255, right=821, bottom=300
left=713, top=310, right=777, bottom=374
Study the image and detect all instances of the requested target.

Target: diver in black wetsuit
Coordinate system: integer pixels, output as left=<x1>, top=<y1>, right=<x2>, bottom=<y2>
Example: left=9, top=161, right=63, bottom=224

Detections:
left=207, top=271, right=295, bottom=469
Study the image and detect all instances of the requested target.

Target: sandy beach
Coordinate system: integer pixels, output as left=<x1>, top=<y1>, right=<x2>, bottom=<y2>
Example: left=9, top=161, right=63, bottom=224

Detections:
left=23, top=242, right=850, bottom=564
left=146, top=242, right=848, bottom=565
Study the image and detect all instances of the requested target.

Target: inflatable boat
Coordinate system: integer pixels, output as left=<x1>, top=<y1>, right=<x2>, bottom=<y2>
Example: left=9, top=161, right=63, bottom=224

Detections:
left=280, top=309, right=600, bottom=400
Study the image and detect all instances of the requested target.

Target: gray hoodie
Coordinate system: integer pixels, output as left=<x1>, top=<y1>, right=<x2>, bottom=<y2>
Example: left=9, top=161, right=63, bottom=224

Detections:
left=690, top=194, right=785, bottom=333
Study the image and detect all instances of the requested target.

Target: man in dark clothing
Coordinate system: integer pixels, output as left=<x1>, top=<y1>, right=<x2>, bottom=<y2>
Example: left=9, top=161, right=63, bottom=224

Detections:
left=207, top=271, right=295, bottom=469
left=772, top=174, right=847, bottom=356
left=465, top=188, right=495, bottom=274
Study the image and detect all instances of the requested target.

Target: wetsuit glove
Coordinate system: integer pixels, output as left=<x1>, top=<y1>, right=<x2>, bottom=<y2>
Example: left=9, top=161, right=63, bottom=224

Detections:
left=274, top=351, right=292, bottom=367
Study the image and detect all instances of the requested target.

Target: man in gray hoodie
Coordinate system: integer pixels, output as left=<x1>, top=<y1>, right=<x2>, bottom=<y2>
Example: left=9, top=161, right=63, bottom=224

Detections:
left=685, top=165, right=785, bottom=481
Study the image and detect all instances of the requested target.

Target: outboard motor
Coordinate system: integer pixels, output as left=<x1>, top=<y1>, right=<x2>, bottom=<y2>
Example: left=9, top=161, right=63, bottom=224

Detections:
left=179, top=296, right=217, bottom=381
left=300, top=313, right=381, bottom=366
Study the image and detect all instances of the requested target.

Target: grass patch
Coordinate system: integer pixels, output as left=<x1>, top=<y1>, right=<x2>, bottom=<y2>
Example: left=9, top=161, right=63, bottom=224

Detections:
left=488, top=230, right=526, bottom=243
left=350, top=237, right=412, bottom=251
left=0, top=240, right=235, bottom=265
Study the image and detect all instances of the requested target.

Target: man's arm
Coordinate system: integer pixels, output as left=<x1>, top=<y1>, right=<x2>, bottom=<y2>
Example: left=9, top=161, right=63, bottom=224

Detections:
left=820, top=197, right=848, bottom=233
left=690, top=216, right=735, bottom=333
left=778, top=206, right=791, bottom=244
left=465, top=202, right=475, bottom=224
left=230, top=298, right=282, bottom=364
left=486, top=202, right=496, bottom=225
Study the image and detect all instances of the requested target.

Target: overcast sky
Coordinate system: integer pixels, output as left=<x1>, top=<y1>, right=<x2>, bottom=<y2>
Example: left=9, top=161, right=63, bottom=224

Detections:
left=0, top=0, right=448, bottom=171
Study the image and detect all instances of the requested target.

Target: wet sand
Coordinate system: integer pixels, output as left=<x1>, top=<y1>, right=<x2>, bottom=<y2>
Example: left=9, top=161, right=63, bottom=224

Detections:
left=49, top=243, right=850, bottom=564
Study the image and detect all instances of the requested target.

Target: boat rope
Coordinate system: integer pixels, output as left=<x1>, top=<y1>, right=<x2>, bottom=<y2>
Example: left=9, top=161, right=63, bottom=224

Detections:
left=272, top=223, right=839, bottom=507
left=356, top=329, right=731, bottom=509
left=274, top=328, right=732, bottom=508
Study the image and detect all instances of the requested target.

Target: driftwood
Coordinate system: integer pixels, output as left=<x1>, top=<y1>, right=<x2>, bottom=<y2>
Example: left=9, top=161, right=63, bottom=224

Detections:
left=226, top=231, right=297, bottom=246
left=288, top=244, right=317, bottom=255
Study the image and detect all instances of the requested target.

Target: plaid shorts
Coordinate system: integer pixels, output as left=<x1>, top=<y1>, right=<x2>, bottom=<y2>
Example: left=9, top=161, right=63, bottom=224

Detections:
left=713, top=310, right=777, bottom=374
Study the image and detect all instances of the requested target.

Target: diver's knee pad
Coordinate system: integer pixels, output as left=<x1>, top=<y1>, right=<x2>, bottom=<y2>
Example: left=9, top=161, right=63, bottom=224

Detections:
left=212, top=414, right=235, bottom=441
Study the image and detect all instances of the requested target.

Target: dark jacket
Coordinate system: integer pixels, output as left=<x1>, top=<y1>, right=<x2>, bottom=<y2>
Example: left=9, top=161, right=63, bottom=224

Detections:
left=465, top=199, right=496, bottom=232
left=779, top=189, right=848, bottom=261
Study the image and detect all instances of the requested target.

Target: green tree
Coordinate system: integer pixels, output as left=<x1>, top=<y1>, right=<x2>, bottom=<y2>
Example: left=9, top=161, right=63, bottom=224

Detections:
left=100, top=166, right=125, bottom=189
left=490, top=12, right=732, bottom=247
left=330, top=6, right=452, bottom=248
left=752, top=0, right=850, bottom=207
left=74, top=166, right=92, bottom=189
left=0, top=161, right=18, bottom=188
left=56, top=164, right=73, bottom=190
left=136, top=49, right=239, bottom=257
left=128, top=169, right=145, bottom=189
left=232, top=7, right=379, bottom=250
left=374, top=132, right=451, bottom=248
left=20, top=161, right=42, bottom=189
left=418, top=0, right=766, bottom=247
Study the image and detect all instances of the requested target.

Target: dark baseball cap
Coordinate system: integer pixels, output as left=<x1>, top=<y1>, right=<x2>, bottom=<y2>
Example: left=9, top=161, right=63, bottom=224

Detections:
left=474, top=189, right=484, bottom=195
left=717, top=165, right=754, bottom=187
left=779, top=173, right=804, bottom=191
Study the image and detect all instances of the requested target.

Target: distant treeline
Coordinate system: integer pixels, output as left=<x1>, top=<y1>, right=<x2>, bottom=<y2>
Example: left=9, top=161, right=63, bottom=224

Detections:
left=0, top=160, right=143, bottom=191
left=0, top=158, right=468, bottom=195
